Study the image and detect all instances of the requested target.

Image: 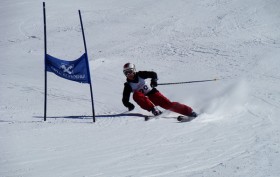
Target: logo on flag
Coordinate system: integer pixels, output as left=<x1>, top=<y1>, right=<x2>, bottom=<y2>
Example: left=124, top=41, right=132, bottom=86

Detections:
left=60, top=64, right=74, bottom=74
left=46, top=53, right=90, bottom=84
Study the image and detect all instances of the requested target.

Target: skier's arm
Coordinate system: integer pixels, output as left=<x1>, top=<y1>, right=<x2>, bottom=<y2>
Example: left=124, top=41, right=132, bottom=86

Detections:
left=138, top=71, right=158, bottom=87
left=138, top=71, right=158, bottom=80
left=122, top=83, right=135, bottom=111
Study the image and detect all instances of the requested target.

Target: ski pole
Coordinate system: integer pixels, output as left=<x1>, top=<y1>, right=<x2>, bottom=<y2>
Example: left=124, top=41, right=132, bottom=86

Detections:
left=158, top=78, right=218, bottom=86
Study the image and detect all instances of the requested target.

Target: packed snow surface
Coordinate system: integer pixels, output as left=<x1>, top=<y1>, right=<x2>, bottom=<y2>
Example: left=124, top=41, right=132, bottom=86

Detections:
left=1, top=0, right=280, bottom=176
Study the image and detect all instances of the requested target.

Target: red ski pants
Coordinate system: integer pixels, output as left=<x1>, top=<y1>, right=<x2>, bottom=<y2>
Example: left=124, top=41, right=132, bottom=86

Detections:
left=133, top=91, right=193, bottom=116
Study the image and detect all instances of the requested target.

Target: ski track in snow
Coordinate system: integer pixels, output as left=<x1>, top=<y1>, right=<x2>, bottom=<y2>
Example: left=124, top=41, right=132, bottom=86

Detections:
left=1, top=0, right=280, bottom=176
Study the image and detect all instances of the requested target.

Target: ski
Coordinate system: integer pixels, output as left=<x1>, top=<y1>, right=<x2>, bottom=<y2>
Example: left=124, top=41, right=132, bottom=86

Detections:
left=144, top=112, right=163, bottom=121
left=144, top=109, right=163, bottom=121
left=144, top=116, right=152, bottom=121
left=144, top=115, right=161, bottom=121
left=145, top=112, right=199, bottom=122
left=177, top=115, right=197, bottom=122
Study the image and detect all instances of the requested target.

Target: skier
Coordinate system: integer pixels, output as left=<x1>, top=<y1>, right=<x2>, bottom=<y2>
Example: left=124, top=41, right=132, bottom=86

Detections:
left=122, top=63, right=197, bottom=117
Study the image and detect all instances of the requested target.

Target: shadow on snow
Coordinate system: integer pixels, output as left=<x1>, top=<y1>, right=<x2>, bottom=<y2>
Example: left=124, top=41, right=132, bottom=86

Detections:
left=33, top=112, right=147, bottom=120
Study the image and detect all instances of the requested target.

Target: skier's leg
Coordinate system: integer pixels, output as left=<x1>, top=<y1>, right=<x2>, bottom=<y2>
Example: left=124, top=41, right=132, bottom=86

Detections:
left=133, top=91, right=154, bottom=111
left=149, top=92, right=193, bottom=116
left=148, top=91, right=173, bottom=108
left=169, top=102, right=193, bottom=116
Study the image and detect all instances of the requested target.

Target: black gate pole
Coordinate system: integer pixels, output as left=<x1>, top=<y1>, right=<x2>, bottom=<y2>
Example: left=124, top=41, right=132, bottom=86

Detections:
left=43, top=2, right=47, bottom=121
left=78, top=10, right=96, bottom=123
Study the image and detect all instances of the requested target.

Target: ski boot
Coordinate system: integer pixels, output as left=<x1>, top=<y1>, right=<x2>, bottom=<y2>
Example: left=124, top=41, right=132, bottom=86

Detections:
left=151, top=107, right=162, bottom=116
left=189, top=111, right=198, bottom=117
left=177, top=111, right=198, bottom=122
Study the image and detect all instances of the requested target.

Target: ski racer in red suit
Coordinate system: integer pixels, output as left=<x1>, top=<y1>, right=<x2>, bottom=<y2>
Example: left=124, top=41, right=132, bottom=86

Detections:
left=122, top=63, right=197, bottom=117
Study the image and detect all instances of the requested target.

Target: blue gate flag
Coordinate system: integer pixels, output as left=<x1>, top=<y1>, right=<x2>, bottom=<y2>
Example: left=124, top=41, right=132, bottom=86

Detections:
left=46, top=53, right=90, bottom=84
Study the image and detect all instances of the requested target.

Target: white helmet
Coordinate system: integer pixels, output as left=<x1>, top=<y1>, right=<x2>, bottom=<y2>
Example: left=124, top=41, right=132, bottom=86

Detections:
left=123, top=63, right=136, bottom=75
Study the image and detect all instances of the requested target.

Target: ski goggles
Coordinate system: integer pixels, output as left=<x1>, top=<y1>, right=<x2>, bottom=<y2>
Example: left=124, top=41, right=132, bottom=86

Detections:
left=123, top=69, right=134, bottom=76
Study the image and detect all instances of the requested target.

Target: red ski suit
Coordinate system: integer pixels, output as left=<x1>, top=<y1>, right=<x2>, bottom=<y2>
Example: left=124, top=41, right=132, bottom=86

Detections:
left=122, top=71, right=193, bottom=116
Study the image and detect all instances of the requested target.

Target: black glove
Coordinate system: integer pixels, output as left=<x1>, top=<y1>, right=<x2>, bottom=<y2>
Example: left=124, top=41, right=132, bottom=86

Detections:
left=150, top=79, right=158, bottom=88
left=128, top=103, right=135, bottom=111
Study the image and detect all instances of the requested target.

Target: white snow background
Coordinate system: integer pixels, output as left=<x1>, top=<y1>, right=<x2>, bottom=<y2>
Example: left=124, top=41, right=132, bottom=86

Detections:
left=1, top=0, right=280, bottom=176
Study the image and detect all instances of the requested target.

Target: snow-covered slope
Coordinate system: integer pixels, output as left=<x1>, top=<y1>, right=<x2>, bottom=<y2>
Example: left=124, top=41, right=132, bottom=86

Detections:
left=1, top=0, right=280, bottom=176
